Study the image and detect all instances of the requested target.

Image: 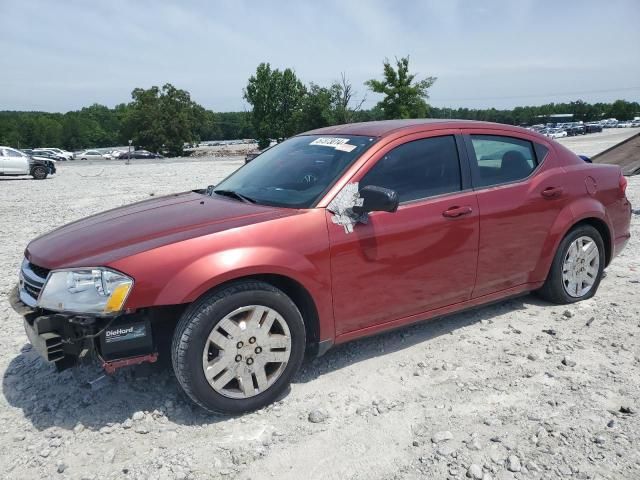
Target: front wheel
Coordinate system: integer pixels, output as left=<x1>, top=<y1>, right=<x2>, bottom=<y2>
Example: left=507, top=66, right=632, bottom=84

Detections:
left=537, top=225, right=605, bottom=304
left=171, top=281, right=305, bottom=414
left=31, top=166, right=48, bottom=180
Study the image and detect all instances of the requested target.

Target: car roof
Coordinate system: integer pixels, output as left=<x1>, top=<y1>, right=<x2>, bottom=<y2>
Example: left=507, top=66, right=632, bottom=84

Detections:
left=301, top=119, right=532, bottom=138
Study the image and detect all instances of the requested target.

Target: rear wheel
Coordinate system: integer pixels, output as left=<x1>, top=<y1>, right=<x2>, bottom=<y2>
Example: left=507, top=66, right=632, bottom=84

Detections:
left=537, top=225, right=605, bottom=304
left=171, top=281, right=305, bottom=414
left=31, top=166, right=48, bottom=180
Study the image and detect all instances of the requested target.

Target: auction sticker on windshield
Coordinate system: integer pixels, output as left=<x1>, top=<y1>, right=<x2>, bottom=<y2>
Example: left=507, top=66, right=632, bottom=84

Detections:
left=335, top=143, right=357, bottom=152
left=310, top=137, right=351, bottom=147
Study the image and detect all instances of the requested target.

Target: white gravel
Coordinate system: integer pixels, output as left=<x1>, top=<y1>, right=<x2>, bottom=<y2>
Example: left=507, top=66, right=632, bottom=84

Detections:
left=0, top=146, right=639, bottom=479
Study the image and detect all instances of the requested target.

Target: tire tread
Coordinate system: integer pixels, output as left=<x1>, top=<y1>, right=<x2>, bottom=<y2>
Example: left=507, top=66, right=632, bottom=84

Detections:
left=171, top=281, right=302, bottom=414
left=537, top=224, right=604, bottom=304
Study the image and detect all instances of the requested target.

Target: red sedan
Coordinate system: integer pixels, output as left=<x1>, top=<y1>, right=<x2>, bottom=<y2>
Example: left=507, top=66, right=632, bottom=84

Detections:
left=12, top=120, right=631, bottom=413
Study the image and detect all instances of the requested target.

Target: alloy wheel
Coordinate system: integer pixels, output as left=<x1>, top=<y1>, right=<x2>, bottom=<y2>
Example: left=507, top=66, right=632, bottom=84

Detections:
left=562, top=236, right=600, bottom=298
left=201, top=305, right=292, bottom=399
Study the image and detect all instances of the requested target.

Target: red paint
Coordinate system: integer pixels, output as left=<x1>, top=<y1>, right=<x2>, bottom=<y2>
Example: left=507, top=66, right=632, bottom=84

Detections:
left=101, top=352, right=158, bottom=374
left=25, top=120, right=632, bottom=348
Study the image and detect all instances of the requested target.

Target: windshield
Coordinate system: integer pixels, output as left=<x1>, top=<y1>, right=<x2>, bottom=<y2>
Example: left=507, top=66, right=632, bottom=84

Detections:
left=214, top=134, right=376, bottom=208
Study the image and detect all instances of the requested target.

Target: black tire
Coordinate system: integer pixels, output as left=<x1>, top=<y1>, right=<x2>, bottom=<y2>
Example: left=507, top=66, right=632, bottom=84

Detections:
left=171, top=281, right=306, bottom=414
left=31, top=166, right=48, bottom=180
left=537, top=224, right=605, bottom=304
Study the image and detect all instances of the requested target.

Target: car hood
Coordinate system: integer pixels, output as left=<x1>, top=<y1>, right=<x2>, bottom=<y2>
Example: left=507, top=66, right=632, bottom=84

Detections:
left=26, top=191, right=297, bottom=269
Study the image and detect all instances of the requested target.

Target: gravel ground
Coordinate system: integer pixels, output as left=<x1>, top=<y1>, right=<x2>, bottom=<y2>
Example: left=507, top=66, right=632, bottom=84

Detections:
left=0, top=144, right=639, bottom=480
left=556, top=128, right=640, bottom=157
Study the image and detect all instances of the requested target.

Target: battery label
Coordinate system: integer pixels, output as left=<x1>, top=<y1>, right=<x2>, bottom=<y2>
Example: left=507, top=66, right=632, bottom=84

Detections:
left=104, top=323, right=147, bottom=343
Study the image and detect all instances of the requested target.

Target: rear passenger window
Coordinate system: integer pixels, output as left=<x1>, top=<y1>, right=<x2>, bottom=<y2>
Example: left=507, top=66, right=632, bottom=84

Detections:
left=468, top=135, right=537, bottom=187
left=360, top=135, right=462, bottom=203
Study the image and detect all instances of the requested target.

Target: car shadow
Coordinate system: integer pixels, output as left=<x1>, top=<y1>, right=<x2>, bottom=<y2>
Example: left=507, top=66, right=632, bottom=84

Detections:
left=296, top=293, right=543, bottom=383
left=3, top=293, right=543, bottom=431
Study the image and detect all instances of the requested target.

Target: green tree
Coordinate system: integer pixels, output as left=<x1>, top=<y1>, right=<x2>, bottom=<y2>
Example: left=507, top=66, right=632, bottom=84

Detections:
left=296, top=83, right=337, bottom=132
left=607, top=99, right=640, bottom=120
left=244, top=63, right=305, bottom=148
left=214, top=112, right=255, bottom=140
left=121, top=83, right=205, bottom=156
left=365, top=56, right=436, bottom=119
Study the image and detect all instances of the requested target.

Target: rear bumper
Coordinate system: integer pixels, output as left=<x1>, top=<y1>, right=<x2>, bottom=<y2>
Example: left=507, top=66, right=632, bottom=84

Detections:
left=613, top=233, right=630, bottom=259
left=612, top=199, right=632, bottom=260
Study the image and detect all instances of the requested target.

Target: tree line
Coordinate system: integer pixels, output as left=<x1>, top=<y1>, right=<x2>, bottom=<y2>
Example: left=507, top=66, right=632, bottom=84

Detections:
left=0, top=56, right=638, bottom=155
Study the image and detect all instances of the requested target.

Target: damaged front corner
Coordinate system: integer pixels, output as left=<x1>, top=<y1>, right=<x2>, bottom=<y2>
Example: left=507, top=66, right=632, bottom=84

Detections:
left=327, top=182, right=367, bottom=234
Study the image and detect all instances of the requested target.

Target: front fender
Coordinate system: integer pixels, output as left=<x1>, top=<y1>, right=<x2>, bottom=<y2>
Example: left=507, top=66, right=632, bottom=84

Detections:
left=155, top=246, right=327, bottom=306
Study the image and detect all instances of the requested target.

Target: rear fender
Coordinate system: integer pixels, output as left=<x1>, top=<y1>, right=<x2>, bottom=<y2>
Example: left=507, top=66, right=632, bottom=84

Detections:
left=531, top=197, right=611, bottom=281
left=530, top=204, right=576, bottom=282
left=569, top=198, right=614, bottom=262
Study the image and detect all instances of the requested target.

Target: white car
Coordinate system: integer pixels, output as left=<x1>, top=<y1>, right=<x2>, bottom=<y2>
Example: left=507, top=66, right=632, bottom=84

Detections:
left=34, top=147, right=73, bottom=160
left=0, top=146, right=56, bottom=179
left=547, top=129, right=567, bottom=139
left=104, top=150, right=125, bottom=160
left=74, top=150, right=106, bottom=161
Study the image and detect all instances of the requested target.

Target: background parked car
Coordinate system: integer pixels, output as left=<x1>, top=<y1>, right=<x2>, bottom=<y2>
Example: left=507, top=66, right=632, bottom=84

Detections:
left=0, top=146, right=56, bottom=179
left=74, top=150, right=107, bottom=161
left=567, top=123, right=586, bottom=136
left=117, top=150, right=163, bottom=159
left=31, top=150, right=67, bottom=162
left=585, top=122, right=603, bottom=133
left=34, top=147, right=73, bottom=160
left=104, top=150, right=126, bottom=159
left=544, top=128, right=567, bottom=139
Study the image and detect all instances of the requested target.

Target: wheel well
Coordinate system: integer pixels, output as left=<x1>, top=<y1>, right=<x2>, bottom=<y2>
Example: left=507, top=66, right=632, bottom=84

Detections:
left=206, top=274, right=321, bottom=349
left=572, top=218, right=612, bottom=266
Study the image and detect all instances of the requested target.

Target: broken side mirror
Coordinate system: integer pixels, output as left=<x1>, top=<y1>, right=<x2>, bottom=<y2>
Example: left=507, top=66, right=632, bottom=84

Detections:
left=353, top=185, right=399, bottom=214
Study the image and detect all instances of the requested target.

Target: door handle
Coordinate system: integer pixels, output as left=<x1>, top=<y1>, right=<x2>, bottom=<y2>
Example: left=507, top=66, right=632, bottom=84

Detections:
left=442, top=206, right=473, bottom=218
left=541, top=186, right=563, bottom=199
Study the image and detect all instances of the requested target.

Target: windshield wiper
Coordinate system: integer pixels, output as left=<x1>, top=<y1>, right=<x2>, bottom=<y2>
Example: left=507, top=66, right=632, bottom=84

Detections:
left=213, top=189, right=256, bottom=204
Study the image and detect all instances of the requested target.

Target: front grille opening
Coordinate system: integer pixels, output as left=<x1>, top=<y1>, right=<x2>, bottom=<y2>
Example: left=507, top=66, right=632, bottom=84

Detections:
left=23, top=283, right=42, bottom=298
left=28, top=262, right=50, bottom=279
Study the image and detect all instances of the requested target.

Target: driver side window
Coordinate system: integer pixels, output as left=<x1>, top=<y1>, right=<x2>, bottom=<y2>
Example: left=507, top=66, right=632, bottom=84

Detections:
left=4, top=148, right=23, bottom=157
left=360, top=135, right=462, bottom=203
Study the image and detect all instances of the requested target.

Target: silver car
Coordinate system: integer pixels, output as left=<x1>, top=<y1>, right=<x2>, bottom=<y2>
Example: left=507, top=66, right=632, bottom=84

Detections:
left=74, top=150, right=106, bottom=161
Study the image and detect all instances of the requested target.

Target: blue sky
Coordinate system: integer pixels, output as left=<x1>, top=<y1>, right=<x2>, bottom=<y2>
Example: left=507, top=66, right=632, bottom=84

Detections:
left=1, top=0, right=639, bottom=112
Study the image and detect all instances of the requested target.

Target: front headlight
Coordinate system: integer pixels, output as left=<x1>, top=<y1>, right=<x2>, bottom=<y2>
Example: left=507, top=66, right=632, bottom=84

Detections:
left=38, top=268, right=133, bottom=315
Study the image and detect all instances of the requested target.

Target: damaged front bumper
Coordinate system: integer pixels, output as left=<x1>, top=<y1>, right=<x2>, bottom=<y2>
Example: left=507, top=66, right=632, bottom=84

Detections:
left=9, top=285, right=157, bottom=373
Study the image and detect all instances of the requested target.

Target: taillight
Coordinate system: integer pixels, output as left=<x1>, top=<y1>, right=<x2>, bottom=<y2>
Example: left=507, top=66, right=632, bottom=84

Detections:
left=619, top=173, right=627, bottom=195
